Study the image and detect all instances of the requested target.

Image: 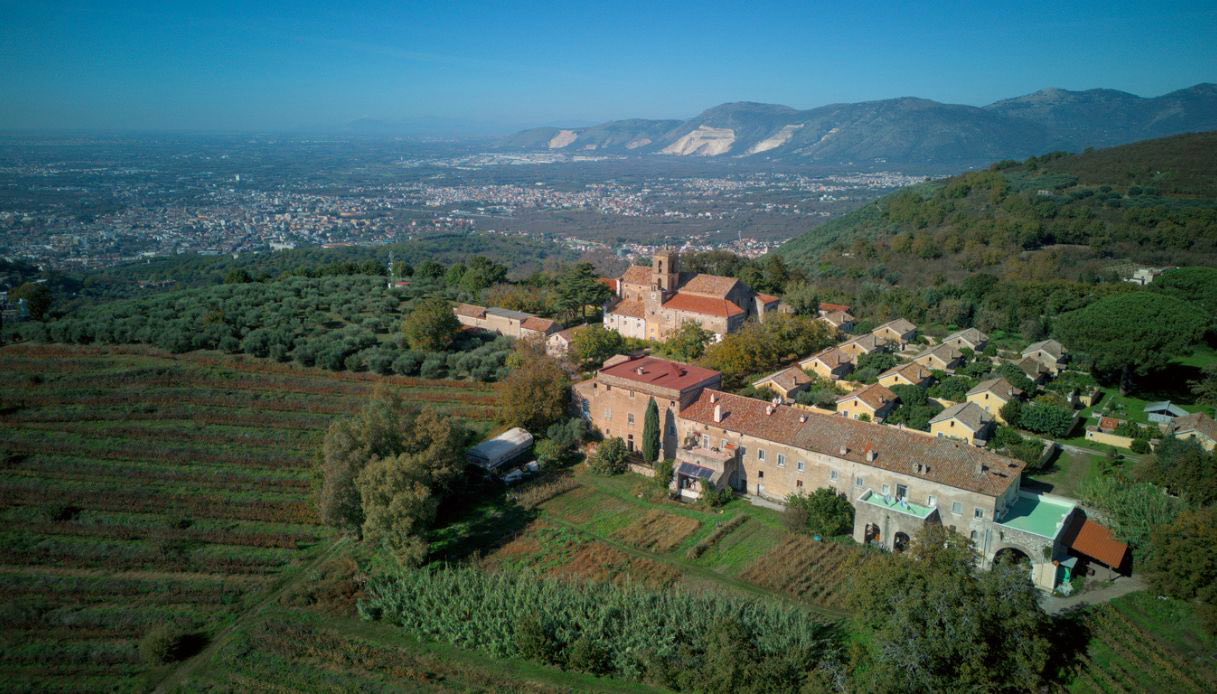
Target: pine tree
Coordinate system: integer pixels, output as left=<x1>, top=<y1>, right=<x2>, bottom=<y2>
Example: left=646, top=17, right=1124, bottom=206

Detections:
left=643, top=397, right=660, bottom=464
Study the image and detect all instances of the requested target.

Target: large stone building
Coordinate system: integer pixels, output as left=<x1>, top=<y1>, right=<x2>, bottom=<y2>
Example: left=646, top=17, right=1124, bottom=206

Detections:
left=602, top=250, right=779, bottom=342
left=574, top=355, right=1080, bottom=591
left=572, top=355, right=722, bottom=459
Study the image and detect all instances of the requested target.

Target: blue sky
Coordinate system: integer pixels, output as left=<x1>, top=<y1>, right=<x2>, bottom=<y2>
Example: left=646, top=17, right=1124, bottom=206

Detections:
left=1, top=0, right=1214, bottom=132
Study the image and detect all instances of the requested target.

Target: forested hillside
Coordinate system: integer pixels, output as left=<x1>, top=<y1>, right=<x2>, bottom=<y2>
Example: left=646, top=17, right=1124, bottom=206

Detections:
left=776, top=132, right=1217, bottom=285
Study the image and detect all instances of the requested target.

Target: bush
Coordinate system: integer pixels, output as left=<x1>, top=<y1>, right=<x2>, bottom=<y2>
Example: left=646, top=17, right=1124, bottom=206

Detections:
left=590, top=437, right=629, bottom=475
left=139, top=624, right=197, bottom=665
left=786, top=488, right=854, bottom=537
left=1130, top=438, right=1150, bottom=454
left=1019, top=402, right=1075, bottom=438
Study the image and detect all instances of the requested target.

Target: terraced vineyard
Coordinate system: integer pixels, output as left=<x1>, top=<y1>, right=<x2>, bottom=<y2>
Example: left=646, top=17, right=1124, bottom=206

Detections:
left=0, top=344, right=497, bottom=692
left=739, top=534, right=876, bottom=608
left=1071, top=592, right=1217, bottom=693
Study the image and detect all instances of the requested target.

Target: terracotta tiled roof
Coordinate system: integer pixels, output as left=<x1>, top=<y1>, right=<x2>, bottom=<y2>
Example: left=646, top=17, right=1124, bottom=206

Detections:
left=680, top=274, right=739, bottom=298
left=915, top=343, right=964, bottom=364
left=802, top=346, right=851, bottom=369
left=839, top=383, right=898, bottom=410
left=600, top=355, right=721, bottom=392
left=597, top=277, right=618, bottom=291
left=930, top=401, right=991, bottom=431
left=681, top=390, right=1023, bottom=496
left=841, top=333, right=880, bottom=352
left=880, top=362, right=933, bottom=384
left=1098, top=417, right=1123, bottom=433
left=1070, top=518, right=1129, bottom=568
left=754, top=366, right=812, bottom=392
left=621, top=265, right=652, bottom=286
left=967, top=377, right=1021, bottom=400
left=663, top=292, right=745, bottom=318
left=945, top=327, right=989, bottom=347
left=821, top=310, right=855, bottom=326
left=819, top=302, right=852, bottom=314
left=1171, top=412, right=1217, bottom=441
left=874, top=318, right=917, bottom=335
left=455, top=303, right=486, bottom=318
left=756, top=292, right=780, bottom=304
left=521, top=316, right=556, bottom=333
left=1023, top=339, right=1065, bottom=360
left=608, top=299, right=647, bottom=319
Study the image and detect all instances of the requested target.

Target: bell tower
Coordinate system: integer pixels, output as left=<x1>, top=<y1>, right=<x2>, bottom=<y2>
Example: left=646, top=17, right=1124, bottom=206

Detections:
left=652, top=249, right=679, bottom=292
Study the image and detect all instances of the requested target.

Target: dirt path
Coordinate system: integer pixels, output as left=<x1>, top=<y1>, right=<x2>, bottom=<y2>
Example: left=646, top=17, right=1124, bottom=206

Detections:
left=1041, top=574, right=1147, bottom=614
left=151, top=535, right=351, bottom=693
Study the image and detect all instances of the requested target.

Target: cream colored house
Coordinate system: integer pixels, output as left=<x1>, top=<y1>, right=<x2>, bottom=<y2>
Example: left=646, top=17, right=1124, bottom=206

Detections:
left=912, top=343, right=965, bottom=372
left=752, top=366, right=814, bottom=402
left=1170, top=412, right=1217, bottom=451
left=836, top=384, right=899, bottom=422
left=799, top=346, right=853, bottom=381
left=878, top=362, right=934, bottom=389
left=966, top=377, right=1023, bottom=423
left=942, top=327, right=989, bottom=352
left=839, top=333, right=882, bottom=362
left=930, top=402, right=993, bottom=446
left=872, top=319, right=917, bottom=348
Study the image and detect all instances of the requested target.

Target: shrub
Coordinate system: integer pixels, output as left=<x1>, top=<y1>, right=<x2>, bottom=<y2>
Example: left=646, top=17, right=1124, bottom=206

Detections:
left=139, top=624, right=197, bottom=665
left=786, top=488, right=854, bottom=537
left=590, top=437, right=629, bottom=475
left=1130, top=438, right=1150, bottom=454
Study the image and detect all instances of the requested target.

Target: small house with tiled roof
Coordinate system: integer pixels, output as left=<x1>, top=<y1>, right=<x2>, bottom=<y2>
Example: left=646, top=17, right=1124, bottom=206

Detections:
left=752, top=366, right=813, bottom=402
left=930, top=402, right=994, bottom=446
left=878, top=362, right=934, bottom=389
left=454, top=303, right=559, bottom=340
left=913, top=343, right=965, bottom=372
left=942, top=327, right=989, bottom=352
left=838, top=333, right=882, bottom=362
left=872, top=319, right=917, bottom=348
left=818, top=309, right=855, bottom=333
left=836, top=383, right=899, bottom=422
left=799, top=346, right=853, bottom=381
left=1022, top=339, right=1067, bottom=375
left=966, top=377, right=1023, bottom=423
left=1169, top=412, right=1217, bottom=451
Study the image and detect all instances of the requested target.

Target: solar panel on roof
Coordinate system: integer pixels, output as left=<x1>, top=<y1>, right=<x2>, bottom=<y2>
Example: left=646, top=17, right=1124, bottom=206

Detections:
left=677, top=462, right=715, bottom=480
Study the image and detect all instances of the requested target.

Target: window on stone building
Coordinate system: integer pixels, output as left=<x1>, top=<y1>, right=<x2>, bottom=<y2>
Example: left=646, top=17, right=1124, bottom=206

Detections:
left=757, top=448, right=766, bottom=461
left=896, top=484, right=908, bottom=499
left=777, top=454, right=786, bottom=468
left=952, top=501, right=963, bottom=514
left=627, top=434, right=634, bottom=451
left=974, top=507, right=985, bottom=519
left=627, top=413, right=635, bottom=426
left=927, top=495, right=937, bottom=507
left=796, top=480, right=803, bottom=488
left=797, top=460, right=806, bottom=472
left=856, top=476, right=864, bottom=488
left=881, top=484, right=890, bottom=496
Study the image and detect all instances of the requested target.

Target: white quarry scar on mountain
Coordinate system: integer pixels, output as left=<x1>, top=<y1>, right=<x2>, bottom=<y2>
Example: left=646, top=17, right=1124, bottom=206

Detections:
left=625, top=137, right=652, bottom=150
left=746, top=123, right=804, bottom=154
left=662, top=125, right=736, bottom=156
left=547, top=129, right=578, bottom=149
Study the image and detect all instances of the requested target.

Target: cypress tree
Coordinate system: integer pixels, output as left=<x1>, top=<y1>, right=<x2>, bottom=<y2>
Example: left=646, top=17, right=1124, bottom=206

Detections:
left=643, top=397, right=660, bottom=464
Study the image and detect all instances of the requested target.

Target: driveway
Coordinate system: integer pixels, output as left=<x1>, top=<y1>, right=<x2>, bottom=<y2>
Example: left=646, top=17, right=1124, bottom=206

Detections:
left=1041, top=574, right=1147, bottom=614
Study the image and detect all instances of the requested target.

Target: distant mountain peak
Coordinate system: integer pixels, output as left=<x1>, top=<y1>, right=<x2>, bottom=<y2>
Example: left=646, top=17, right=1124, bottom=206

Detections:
left=497, top=84, right=1217, bottom=166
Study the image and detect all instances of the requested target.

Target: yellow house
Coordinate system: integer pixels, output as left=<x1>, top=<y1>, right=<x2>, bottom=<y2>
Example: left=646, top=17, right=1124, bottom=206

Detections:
left=930, top=402, right=993, bottom=446
left=878, top=362, right=934, bottom=389
left=966, top=377, right=1022, bottom=423
left=836, top=384, right=899, bottom=422
left=799, top=346, right=853, bottom=381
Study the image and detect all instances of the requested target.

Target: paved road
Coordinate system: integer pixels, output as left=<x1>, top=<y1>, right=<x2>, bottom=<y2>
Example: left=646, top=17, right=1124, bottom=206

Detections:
left=1041, top=574, right=1147, bottom=614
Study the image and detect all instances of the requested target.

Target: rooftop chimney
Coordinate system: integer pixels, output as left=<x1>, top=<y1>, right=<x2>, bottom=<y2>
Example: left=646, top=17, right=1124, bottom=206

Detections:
left=799, top=414, right=807, bottom=423
left=710, top=393, right=718, bottom=403
left=865, top=447, right=877, bottom=462
left=765, top=405, right=775, bottom=416
left=975, top=460, right=985, bottom=475
left=635, top=366, right=646, bottom=375
left=839, top=445, right=848, bottom=456
left=714, top=404, right=723, bottom=423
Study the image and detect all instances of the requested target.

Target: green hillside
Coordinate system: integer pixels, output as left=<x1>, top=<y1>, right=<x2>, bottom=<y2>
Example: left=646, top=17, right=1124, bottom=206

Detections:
left=776, top=132, right=1217, bottom=284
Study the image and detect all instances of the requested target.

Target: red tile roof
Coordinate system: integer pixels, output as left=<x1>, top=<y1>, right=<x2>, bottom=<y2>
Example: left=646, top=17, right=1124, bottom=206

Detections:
left=597, top=277, right=619, bottom=292
left=663, top=292, right=745, bottom=318
left=756, top=293, right=780, bottom=304
left=608, top=299, right=647, bottom=319
left=681, top=389, right=1023, bottom=496
left=455, top=303, right=486, bottom=318
left=840, top=383, right=898, bottom=410
left=600, top=355, right=721, bottom=392
left=621, top=265, right=653, bottom=286
left=1070, top=519, right=1129, bottom=568
left=820, top=302, right=852, bottom=313
left=521, top=316, right=556, bottom=332
left=680, top=274, right=739, bottom=298
left=1098, top=417, right=1122, bottom=432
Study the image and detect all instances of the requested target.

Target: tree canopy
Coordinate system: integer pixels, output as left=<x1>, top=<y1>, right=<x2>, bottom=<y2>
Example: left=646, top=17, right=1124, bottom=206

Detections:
left=1056, top=292, right=1206, bottom=391
left=402, top=296, right=460, bottom=352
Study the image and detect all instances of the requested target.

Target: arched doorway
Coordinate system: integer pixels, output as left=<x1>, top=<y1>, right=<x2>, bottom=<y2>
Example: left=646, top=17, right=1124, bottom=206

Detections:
left=994, top=546, right=1031, bottom=566
left=893, top=532, right=910, bottom=553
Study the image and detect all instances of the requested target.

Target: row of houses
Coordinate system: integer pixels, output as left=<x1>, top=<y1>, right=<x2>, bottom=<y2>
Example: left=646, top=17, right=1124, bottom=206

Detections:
left=573, top=353, right=1118, bottom=591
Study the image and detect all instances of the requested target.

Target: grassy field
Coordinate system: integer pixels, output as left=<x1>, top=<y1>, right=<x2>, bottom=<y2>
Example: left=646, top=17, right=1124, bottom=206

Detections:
left=1070, top=592, right=1217, bottom=693
left=0, top=343, right=500, bottom=692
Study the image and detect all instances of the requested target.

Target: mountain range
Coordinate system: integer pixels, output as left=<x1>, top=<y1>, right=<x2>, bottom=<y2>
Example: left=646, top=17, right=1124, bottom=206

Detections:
left=498, top=84, right=1217, bottom=167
